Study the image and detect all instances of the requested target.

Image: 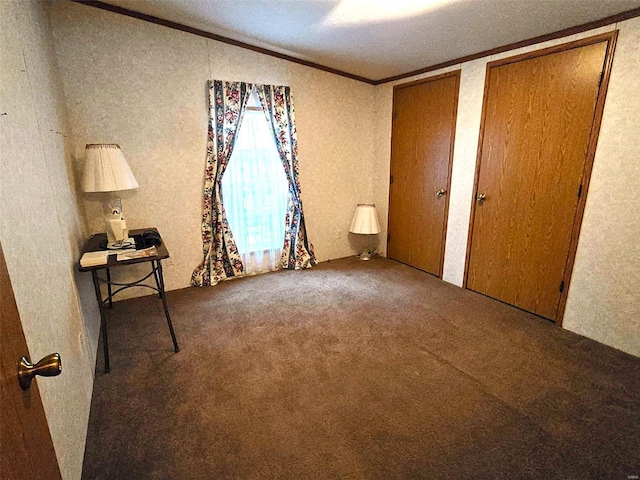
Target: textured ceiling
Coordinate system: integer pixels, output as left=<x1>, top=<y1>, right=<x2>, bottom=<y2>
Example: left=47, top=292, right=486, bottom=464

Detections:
left=100, top=0, right=640, bottom=81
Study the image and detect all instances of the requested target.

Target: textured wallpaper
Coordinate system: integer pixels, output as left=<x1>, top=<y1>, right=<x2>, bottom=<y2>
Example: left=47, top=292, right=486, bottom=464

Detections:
left=372, top=23, right=639, bottom=357
left=49, top=1, right=376, bottom=299
left=563, top=17, right=640, bottom=357
left=1, top=2, right=100, bottom=478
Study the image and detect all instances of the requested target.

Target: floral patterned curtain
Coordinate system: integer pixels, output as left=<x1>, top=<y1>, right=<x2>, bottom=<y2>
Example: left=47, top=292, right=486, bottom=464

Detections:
left=192, top=80, right=253, bottom=286
left=255, top=85, right=317, bottom=270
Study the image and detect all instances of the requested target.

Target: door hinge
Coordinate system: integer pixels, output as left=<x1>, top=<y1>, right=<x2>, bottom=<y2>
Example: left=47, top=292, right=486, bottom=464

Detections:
left=390, top=175, right=394, bottom=185
left=387, top=233, right=391, bottom=242
left=577, top=184, right=583, bottom=198
left=393, top=110, right=397, bottom=119
left=598, top=71, right=604, bottom=88
left=559, top=280, right=565, bottom=293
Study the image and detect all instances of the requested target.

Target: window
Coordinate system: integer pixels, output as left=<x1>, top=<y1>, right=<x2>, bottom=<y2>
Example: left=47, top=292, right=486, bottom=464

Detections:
left=222, top=91, right=289, bottom=272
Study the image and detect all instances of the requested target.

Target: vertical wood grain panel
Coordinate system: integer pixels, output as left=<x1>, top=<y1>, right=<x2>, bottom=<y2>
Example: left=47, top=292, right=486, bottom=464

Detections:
left=388, top=71, right=459, bottom=276
left=0, top=243, right=62, bottom=480
left=467, top=38, right=610, bottom=320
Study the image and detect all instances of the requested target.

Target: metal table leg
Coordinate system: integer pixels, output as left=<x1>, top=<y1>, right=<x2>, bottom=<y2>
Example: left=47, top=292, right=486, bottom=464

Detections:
left=155, top=260, right=180, bottom=352
left=106, top=268, right=113, bottom=309
left=91, top=270, right=110, bottom=373
left=152, top=263, right=162, bottom=299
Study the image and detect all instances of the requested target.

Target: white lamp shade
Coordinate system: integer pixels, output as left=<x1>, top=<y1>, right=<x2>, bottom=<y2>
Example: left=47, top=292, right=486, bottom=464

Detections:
left=83, top=144, right=139, bottom=192
left=349, top=204, right=380, bottom=234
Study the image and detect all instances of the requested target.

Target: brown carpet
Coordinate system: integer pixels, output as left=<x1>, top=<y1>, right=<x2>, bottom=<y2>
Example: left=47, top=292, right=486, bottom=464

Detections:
left=81, top=257, right=640, bottom=480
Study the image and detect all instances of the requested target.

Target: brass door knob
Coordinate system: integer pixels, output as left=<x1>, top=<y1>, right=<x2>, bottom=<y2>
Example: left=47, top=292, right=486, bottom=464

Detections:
left=436, top=188, right=447, bottom=198
left=18, top=353, right=62, bottom=391
left=476, top=193, right=487, bottom=204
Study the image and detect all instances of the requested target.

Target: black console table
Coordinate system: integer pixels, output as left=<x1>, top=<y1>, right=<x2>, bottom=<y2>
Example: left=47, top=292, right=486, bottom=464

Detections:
left=79, top=228, right=179, bottom=373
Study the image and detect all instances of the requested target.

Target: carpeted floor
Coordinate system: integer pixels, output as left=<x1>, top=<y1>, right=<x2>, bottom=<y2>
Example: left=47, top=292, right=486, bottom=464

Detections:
left=81, top=256, right=640, bottom=479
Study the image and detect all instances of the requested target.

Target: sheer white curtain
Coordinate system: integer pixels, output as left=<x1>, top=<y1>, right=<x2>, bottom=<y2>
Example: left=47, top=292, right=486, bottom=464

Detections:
left=221, top=91, right=289, bottom=275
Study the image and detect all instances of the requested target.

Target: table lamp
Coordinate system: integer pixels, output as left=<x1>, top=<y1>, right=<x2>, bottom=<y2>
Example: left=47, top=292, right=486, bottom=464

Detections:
left=349, top=204, right=380, bottom=260
left=83, top=144, right=139, bottom=248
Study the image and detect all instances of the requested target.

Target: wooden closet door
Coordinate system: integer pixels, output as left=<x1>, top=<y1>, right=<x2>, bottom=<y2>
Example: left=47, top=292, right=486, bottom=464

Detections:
left=1, top=243, right=62, bottom=480
left=467, top=40, right=609, bottom=320
left=388, top=72, right=459, bottom=276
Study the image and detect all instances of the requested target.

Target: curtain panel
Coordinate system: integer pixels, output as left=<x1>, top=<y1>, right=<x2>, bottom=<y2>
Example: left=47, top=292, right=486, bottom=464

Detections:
left=255, top=85, right=317, bottom=270
left=192, top=80, right=252, bottom=286
left=193, top=80, right=316, bottom=287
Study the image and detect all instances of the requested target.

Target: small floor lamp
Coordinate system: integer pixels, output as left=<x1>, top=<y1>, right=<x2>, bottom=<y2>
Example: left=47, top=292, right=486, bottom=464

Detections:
left=349, top=204, right=380, bottom=260
left=83, top=144, right=139, bottom=248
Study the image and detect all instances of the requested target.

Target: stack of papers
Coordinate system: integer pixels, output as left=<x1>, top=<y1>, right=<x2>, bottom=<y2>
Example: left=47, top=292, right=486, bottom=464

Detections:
left=116, top=246, right=158, bottom=261
left=81, top=247, right=158, bottom=266
left=80, top=250, right=110, bottom=267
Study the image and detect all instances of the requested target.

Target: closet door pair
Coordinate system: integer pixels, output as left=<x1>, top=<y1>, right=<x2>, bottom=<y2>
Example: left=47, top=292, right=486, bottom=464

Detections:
left=388, top=32, right=616, bottom=323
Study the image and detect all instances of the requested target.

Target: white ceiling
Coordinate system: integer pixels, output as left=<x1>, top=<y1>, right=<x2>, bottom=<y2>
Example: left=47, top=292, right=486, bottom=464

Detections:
left=101, top=0, right=640, bottom=81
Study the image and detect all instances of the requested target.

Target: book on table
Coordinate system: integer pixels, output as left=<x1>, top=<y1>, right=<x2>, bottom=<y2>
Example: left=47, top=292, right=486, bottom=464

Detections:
left=80, top=250, right=110, bottom=267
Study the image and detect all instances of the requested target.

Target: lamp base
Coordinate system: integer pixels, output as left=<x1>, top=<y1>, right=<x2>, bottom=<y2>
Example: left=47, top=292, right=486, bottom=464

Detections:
left=358, top=252, right=372, bottom=261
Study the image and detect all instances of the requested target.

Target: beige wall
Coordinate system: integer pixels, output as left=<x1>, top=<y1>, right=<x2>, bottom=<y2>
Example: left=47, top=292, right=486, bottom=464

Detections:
left=562, top=17, right=640, bottom=357
left=0, top=1, right=100, bottom=479
left=49, top=1, right=376, bottom=298
left=373, top=21, right=640, bottom=357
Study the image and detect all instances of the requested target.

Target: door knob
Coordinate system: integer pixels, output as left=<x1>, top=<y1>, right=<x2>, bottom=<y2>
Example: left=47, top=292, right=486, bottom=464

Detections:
left=18, top=353, right=62, bottom=390
left=476, top=193, right=487, bottom=204
left=436, top=188, right=447, bottom=198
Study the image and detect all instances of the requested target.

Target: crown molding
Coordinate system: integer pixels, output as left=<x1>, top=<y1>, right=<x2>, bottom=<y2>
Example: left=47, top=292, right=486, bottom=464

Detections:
left=71, top=0, right=376, bottom=85
left=71, top=1, right=640, bottom=86
left=373, top=7, right=640, bottom=84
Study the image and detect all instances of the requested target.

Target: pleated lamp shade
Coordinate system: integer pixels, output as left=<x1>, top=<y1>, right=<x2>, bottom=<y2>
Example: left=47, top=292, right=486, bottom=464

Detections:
left=83, top=144, right=139, bottom=192
left=349, top=204, right=380, bottom=234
